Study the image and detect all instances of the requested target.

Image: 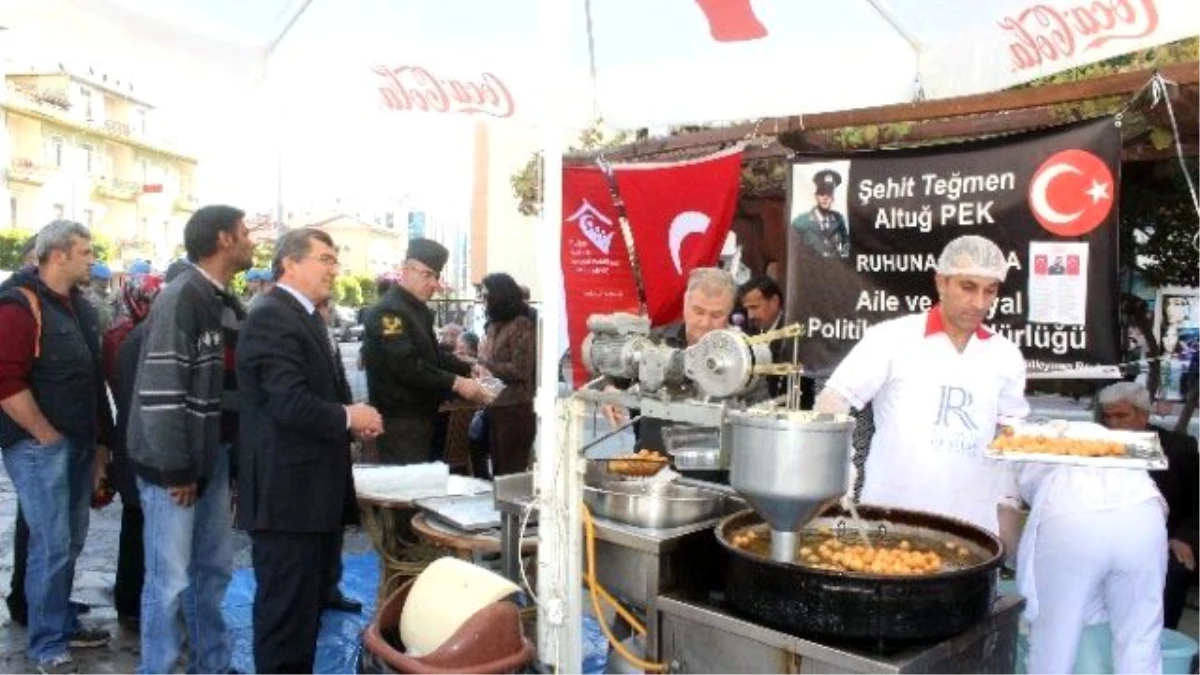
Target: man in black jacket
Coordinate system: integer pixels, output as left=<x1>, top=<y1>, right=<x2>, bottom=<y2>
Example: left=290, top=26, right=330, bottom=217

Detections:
left=0, top=223, right=112, bottom=672
left=237, top=228, right=382, bottom=673
left=127, top=205, right=253, bottom=674
left=1099, top=381, right=1199, bottom=629
left=362, top=239, right=488, bottom=465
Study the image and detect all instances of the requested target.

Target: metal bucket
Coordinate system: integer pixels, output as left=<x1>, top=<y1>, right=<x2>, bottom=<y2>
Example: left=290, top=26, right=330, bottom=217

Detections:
left=727, top=410, right=855, bottom=561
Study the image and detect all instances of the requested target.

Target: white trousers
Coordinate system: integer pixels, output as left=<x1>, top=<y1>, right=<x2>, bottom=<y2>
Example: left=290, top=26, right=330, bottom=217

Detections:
left=1026, top=499, right=1167, bottom=674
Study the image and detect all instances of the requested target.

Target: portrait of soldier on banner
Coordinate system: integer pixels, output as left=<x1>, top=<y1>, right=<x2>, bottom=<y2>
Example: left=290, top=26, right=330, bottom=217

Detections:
left=790, top=161, right=851, bottom=259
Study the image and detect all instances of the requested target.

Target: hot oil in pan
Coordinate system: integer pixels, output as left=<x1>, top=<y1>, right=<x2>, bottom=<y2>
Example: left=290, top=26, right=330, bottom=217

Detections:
left=728, top=523, right=984, bottom=575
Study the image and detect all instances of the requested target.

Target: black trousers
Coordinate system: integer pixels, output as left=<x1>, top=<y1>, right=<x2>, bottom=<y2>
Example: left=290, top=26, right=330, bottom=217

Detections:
left=6, top=507, right=28, bottom=616
left=1164, top=549, right=1198, bottom=630
left=251, top=530, right=341, bottom=674
left=376, top=415, right=435, bottom=465
left=114, top=504, right=144, bottom=617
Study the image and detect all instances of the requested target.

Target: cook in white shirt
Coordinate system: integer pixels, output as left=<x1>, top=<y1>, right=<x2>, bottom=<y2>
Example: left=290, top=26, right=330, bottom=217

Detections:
left=815, top=235, right=1030, bottom=533
left=996, top=429, right=1168, bottom=672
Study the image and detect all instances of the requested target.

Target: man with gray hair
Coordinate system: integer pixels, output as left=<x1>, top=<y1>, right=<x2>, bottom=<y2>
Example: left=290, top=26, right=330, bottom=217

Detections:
left=0, top=220, right=112, bottom=672
left=602, top=267, right=741, bottom=452
left=1098, top=380, right=1198, bottom=630
left=816, top=234, right=1030, bottom=534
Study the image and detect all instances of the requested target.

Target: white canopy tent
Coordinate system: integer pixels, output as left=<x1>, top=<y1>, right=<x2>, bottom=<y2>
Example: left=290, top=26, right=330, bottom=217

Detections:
left=2, top=1, right=1195, bottom=671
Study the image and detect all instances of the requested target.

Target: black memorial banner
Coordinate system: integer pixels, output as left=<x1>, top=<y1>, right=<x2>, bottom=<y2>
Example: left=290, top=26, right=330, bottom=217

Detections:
left=786, top=117, right=1121, bottom=378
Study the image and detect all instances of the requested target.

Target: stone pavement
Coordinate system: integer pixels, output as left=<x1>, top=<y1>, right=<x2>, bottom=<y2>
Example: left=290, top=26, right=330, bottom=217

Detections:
left=0, top=472, right=370, bottom=674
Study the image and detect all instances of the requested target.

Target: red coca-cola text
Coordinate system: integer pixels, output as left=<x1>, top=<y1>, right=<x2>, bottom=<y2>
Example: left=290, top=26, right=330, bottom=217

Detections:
left=998, top=0, right=1160, bottom=71
left=373, top=65, right=515, bottom=118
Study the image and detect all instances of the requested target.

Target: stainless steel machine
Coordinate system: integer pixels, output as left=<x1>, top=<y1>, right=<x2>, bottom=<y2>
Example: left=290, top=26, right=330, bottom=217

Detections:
left=524, top=313, right=1022, bottom=674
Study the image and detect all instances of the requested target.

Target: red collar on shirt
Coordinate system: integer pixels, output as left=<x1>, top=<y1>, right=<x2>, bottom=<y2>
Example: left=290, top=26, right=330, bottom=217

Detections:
left=924, top=304, right=993, bottom=341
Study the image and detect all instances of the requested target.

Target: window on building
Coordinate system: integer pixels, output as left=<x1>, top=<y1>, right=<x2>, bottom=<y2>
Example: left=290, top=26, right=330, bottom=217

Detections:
left=53, top=204, right=65, bottom=219
left=47, top=136, right=65, bottom=168
left=81, top=143, right=95, bottom=173
left=10, top=197, right=17, bottom=227
left=80, top=87, right=94, bottom=120
left=140, top=159, right=148, bottom=183
left=83, top=208, right=94, bottom=227
left=136, top=109, right=147, bottom=135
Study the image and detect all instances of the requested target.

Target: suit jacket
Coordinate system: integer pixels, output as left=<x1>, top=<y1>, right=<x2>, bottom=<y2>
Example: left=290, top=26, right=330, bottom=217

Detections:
left=235, top=287, right=358, bottom=533
left=1149, top=425, right=1199, bottom=548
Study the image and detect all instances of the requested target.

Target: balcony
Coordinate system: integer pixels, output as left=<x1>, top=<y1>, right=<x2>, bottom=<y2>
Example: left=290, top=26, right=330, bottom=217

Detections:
left=174, top=194, right=199, bottom=213
left=5, top=82, right=72, bottom=115
left=104, top=120, right=132, bottom=137
left=6, top=157, right=55, bottom=185
left=93, top=176, right=143, bottom=201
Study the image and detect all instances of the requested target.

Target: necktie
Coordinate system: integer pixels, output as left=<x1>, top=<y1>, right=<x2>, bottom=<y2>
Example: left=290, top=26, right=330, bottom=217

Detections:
left=311, top=310, right=352, bottom=403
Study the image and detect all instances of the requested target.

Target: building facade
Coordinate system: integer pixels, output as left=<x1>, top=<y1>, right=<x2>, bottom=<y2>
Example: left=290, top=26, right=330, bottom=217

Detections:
left=1, top=65, right=198, bottom=269
left=469, top=120, right=540, bottom=300
left=290, top=212, right=408, bottom=277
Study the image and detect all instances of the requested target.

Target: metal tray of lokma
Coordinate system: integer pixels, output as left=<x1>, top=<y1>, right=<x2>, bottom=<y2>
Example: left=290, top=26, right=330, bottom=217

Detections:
left=985, top=419, right=1167, bottom=470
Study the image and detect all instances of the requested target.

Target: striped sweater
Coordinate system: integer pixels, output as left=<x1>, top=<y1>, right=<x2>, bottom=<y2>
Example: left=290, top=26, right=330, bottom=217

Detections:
left=127, top=265, right=232, bottom=487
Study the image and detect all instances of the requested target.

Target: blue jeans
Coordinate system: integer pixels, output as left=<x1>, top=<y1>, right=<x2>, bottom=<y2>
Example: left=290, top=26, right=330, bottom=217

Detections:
left=1, top=437, right=93, bottom=663
left=137, top=450, right=232, bottom=674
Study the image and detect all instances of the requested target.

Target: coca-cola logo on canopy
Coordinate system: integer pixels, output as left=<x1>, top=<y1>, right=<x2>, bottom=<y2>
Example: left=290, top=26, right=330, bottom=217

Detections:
left=373, top=65, right=515, bottom=118
left=999, top=0, right=1161, bottom=71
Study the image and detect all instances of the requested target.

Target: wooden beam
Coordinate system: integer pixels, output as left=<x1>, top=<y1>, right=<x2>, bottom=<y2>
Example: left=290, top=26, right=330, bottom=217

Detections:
left=572, top=61, right=1199, bottom=162
left=1122, top=142, right=1200, bottom=162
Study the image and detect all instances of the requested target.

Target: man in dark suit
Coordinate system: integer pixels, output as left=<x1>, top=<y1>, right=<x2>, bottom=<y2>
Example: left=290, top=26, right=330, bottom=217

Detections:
left=236, top=228, right=383, bottom=673
left=737, top=275, right=814, bottom=408
left=1099, top=381, right=1199, bottom=630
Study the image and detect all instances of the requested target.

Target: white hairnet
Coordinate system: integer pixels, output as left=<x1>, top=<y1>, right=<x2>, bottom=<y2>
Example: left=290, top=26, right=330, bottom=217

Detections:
left=935, top=235, right=1008, bottom=282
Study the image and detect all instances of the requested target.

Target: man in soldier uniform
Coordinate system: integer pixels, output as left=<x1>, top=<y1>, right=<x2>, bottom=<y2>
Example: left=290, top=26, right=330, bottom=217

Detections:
left=791, top=169, right=850, bottom=258
left=362, top=239, right=490, bottom=465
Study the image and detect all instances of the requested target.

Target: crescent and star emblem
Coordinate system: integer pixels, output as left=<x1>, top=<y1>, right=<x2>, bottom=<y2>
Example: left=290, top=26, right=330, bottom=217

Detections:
left=667, top=211, right=712, bottom=274
left=1028, top=149, right=1114, bottom=237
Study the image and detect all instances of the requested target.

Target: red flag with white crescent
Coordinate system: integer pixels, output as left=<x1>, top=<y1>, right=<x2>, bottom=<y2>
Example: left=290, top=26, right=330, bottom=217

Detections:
left=613, top=146, right=743, bottom=325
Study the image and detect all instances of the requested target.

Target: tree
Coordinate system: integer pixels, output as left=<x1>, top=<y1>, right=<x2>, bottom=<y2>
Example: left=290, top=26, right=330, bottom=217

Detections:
left=339, top=276, right=363, bottom=307
left=91, top=233, right=114, bottom=264
left=0, top=228, right=34, bottom=270
left=229, top=246, right=275, bottom=297
left=355, top=274, right=379, bottom=307
left=1120, top=159, right=1199, bottom=288
left=510, top=122, right=631, bottom=216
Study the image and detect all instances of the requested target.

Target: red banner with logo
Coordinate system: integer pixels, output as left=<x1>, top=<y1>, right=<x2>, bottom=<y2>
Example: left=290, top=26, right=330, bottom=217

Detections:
left=561, top=166, right=639, bottom=386
left=614, top=146, right=744, bottom=325
left=561, top=147, right=744, bottom=385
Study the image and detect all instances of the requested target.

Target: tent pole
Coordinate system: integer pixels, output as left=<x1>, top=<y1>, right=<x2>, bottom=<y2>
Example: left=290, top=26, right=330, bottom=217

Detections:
left=535, top=0, right=579, bottom=671
left=861, top=0, right=925, bottom=55
left=267, top=0, right=317, bottom=57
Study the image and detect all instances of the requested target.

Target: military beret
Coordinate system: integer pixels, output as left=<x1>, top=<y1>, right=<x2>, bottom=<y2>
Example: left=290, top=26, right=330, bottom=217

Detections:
left=406, top=238, right=449, bottom=275
left=90, top=262, right=111, bottom=280
left=813, top=169, right=842, bottom=195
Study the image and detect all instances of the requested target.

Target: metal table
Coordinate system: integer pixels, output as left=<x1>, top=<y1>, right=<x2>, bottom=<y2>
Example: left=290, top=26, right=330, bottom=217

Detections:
left=583, top=479, right=746, bottom=660
left=656, top=593, right=1024, bottom=674
left=494, top=472, right=538, bottom=583
left=354, top=468, right=492, bottom=604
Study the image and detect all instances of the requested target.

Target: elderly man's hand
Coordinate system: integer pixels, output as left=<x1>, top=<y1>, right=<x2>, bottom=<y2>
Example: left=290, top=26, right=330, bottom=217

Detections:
left=1169, top=539, right=1196, bottom=571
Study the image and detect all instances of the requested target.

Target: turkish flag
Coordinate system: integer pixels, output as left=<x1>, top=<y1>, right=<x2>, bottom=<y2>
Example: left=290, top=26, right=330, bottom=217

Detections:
left=561, top=166, right=639, bottom=386
left=613, top=146, right=743, bottom=325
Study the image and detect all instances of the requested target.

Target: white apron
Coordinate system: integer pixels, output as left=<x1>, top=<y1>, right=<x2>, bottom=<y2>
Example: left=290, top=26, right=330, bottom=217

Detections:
left=860, top=337, right=1009, bottom=533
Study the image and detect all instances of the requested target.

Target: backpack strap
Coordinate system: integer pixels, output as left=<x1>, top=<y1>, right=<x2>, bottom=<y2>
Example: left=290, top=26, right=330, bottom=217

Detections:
left=14, top=287, right=42, bottom=359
